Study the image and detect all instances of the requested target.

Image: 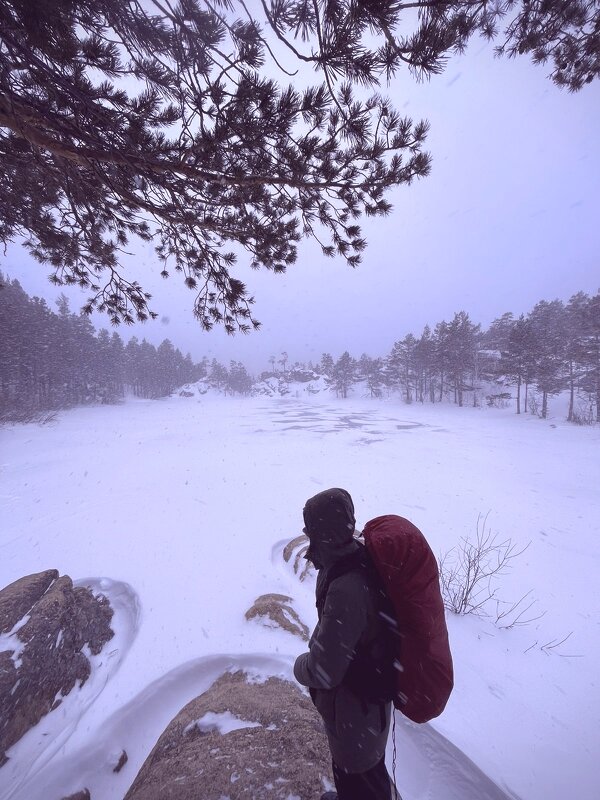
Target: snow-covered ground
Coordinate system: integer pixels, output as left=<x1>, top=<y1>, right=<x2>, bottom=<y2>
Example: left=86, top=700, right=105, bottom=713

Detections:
left=1, top=391, right=598, bottom=800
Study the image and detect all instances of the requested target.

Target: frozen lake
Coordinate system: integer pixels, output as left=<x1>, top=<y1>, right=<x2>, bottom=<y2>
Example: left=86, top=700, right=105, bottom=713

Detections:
left=1, top=393, right=599, bottom=800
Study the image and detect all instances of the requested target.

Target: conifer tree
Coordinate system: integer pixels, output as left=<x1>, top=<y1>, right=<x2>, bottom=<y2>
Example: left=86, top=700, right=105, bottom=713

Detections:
left=357, top=354, right=385, bottom=398
left=500, top=315, right=536, bottom=414
left=529, top=300, right=567, bottom=418
left=415, top=325, right=436, bottom=403
left=485, top=312, right=515, bottom=353
left=125, top=337, right=141, bottom=397
left=0, top=275, right=207, bottom=413
left=209, top=359, right=229, bottom=393
left=320, top=353, right=334, bottom=378
left=2, top=1, right=597, bottom=328
left=195, top=356, right=210, bottom=382
left=278, top=352, right=289, bottom=376
left=110, top=331, right=126, bottom=398
left=0, top=276, right=29, bottom=413
left=96, top=328, right=114, bottom=401
left=180, top=353, right=195, bottom=387
left=564, top=292, right=591, bottom=421
left=433, top=320, right=450, bottom=402
left=386, top=335, right=418, bottom=402
left=137, top=340, right=157, bottom=398
left=228, top=361, right=253, bottom=395
left=445, top=311, right=481, bottom=407
left=156, top=339, right=178, bottom=397
left=329, top=352, right=356, bottom=399
left=579, top=291, right=600, bottom=422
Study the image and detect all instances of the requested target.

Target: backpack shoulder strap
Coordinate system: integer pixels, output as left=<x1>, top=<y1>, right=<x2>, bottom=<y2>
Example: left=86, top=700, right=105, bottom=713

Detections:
left=316, top=545, right=368, bottom=615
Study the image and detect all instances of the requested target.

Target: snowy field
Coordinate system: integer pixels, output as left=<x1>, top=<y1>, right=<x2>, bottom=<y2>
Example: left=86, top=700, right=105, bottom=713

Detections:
left=1, top=392, right=599, bottom=800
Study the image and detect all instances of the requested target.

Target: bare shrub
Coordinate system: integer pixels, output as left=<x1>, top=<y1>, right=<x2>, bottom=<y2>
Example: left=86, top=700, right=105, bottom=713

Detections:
left=486, top=392, right=511, bottom=409
left=494, top=590, right=545, bottom=629
left=38, top=411, right=58, bottom=425
left=0, top=408, right=58, bottom=426
left=524, top=631, right=580, bottom=657
left=571, top=398, right=595, bottom=426
left=528, top=393, right=541, bottom=417
left=438, top=513, right=532, bottom=621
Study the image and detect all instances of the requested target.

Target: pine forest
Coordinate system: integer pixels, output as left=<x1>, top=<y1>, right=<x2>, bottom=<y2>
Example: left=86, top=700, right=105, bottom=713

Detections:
left=1, top=274, right=599, bottom=425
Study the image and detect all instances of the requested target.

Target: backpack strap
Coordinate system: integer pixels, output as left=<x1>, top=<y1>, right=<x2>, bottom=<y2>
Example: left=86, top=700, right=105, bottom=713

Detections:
left=315, top=544, right=368, bottom=615
left=315, top=544, right=396, bottom=703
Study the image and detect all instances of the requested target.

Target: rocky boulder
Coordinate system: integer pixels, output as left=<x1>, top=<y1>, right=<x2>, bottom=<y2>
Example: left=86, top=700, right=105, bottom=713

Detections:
left=0, top=569, right=114, bottom=766
left=245, top=593, right=309, bottom=641
left=124, top=671, right=333, bottom=800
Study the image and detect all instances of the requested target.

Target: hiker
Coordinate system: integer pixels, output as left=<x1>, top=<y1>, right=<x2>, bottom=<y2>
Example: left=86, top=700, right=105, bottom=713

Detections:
left=293, top=488, right=395, bottom=800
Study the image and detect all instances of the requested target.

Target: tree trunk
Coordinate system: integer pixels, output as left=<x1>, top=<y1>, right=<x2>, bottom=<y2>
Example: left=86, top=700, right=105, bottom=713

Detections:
left=516, top=375, right=521, bottom=415
left=567, top=361, right=574, bottom=422
left=542, top=390, right=548, bottom=419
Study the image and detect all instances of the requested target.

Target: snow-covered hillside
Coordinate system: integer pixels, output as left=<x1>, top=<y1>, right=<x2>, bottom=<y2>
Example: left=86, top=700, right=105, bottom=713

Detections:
left=1, top=393, right=598, bottom=800
left=178, top=372, right=332, bottom=400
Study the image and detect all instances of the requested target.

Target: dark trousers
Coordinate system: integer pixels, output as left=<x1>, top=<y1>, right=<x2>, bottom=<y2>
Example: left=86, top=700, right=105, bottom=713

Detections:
left=332, top=756, right=393, bottom=800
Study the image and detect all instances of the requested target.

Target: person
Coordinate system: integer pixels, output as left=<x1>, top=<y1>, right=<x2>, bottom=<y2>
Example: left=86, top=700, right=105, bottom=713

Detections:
left=293, top=488, right=396, bottom=800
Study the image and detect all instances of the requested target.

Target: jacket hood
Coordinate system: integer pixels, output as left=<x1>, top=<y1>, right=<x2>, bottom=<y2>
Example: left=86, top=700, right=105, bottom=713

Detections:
left=303, top=488, right=357, bottom=568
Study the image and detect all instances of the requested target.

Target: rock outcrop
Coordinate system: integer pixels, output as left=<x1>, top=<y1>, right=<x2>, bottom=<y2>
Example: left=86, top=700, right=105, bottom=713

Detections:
left=245, top=593, right=309, bottom=641
left=61, top=790, right=91, bottom=800
left=282, top=534, right=314, bottom=582
left=124, top=671, right=333, bottom=800
left=112, top=749, right=128, bottom=773
left=0, top=570, right=114, bottom=766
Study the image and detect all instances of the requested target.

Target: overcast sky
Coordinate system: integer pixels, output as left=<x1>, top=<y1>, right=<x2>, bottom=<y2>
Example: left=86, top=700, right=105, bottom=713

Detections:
left=4, top=37, right=599, bottom=373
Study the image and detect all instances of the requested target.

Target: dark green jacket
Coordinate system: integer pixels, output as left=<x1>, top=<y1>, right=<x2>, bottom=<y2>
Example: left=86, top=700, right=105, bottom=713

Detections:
left=294, top=542, right=392, bottom=773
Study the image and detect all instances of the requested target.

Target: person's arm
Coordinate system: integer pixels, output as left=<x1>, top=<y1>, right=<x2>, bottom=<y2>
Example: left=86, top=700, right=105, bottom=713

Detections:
left=294, top=572, right=367, bottom=690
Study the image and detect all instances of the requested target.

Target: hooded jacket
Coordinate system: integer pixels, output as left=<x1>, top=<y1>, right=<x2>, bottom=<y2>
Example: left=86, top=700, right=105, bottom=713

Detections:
left=294, top=488, right=392, bottom=773
left=302, top=487, right=357, bottom=570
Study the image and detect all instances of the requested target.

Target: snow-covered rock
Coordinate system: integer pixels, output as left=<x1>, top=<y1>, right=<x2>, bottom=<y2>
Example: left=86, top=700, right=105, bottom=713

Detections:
left=0, top=570, right=114, bottom=767
left=245, top=593, right=309, bottom=641
left=253, top=374, right=331, bottom=398
left=123, top=670, right=333, bottom=800
left=281, top=535, right=314, bottom=583
left=176, top=380, right=212, bottom=396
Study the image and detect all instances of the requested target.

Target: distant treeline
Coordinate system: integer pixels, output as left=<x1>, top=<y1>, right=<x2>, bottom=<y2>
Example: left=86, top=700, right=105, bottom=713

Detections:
left=0, top=275, right=202, bottom=420
left=1, top=274, right=599, bottom=424
left=310, top=293, right=600, bottom=423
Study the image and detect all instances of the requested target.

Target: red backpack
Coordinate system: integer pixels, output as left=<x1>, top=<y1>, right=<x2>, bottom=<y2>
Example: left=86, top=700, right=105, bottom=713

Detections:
left=363, top=514, right=454, bottom=723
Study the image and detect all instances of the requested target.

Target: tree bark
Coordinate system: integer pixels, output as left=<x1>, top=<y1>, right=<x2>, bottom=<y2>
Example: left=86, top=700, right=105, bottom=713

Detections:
left=568, top=361, right=574, bottom=422
left=542, top=391, right=548, bottom=419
